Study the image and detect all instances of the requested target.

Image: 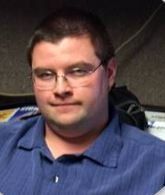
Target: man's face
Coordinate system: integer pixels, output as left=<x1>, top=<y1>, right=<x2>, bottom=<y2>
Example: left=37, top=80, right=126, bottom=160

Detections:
left=32, top=36, right=116, bottom=136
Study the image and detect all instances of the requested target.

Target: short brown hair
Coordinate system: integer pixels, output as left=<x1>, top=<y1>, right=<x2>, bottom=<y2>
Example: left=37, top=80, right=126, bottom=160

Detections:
left=27, top=7, right=115, bottom=66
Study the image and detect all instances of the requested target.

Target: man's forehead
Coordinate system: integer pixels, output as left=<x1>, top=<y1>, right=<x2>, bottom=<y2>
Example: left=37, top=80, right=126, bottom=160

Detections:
left=35, top=35, right=93, bottom=48
left=31, top=36, right=100, bottom=68
left=32, top=36, right=97, bottom=58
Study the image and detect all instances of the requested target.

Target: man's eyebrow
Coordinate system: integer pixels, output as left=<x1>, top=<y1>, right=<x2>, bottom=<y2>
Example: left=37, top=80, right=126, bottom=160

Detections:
left=33, top=67, right=55, bottom=72
left=66, top=62, right=93, bottom=68
left=32, top=62, right=94, bottom=72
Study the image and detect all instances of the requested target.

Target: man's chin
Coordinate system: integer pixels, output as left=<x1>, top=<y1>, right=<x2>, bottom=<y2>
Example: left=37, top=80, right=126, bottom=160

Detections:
left=46, top=113, right=85, bottom=128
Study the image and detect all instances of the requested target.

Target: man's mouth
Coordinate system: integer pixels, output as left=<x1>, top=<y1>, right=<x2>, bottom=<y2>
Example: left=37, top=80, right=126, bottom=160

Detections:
left=49, top=102, right=81, bottom=112
left=52, top=102, right=81, bottom=107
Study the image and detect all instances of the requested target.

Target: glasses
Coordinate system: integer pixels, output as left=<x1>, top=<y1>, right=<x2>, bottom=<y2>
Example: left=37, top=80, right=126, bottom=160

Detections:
left=32, top=62, right=103, bottom=90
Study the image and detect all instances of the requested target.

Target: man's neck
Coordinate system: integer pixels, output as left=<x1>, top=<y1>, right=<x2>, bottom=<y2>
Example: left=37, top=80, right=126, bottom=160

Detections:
left=44, top=123, right=105, bottom=159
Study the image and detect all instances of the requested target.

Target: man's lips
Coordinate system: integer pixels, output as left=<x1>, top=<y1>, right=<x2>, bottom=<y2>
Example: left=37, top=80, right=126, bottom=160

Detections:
left=50, top=102, right=81, bottom=107
left=49, top=102, right=81, bottom=112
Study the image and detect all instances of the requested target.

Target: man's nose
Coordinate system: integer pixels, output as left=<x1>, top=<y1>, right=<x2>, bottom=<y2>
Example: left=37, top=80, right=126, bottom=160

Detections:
left=53, top=75, right=72, bottom=97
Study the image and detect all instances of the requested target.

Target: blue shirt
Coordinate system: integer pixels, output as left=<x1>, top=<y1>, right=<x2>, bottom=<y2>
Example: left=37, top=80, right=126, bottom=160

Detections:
left=0, top=112, right=164, bottom=195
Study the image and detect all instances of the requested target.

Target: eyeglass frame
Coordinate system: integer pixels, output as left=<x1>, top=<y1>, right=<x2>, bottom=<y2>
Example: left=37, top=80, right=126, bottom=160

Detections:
left=31, top=61, right=104, bottom=90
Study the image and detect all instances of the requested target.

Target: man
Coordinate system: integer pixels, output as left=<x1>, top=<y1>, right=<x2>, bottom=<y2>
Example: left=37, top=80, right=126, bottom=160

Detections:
left=0, top=7, right=164, bottom=195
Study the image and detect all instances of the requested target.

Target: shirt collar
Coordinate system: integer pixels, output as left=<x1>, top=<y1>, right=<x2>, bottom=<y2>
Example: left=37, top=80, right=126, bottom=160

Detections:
left=17, top=116, right=45, bottom=150
left=84, top=111, right=123, bottom=168
left=18, top=110, right=123, bottom=168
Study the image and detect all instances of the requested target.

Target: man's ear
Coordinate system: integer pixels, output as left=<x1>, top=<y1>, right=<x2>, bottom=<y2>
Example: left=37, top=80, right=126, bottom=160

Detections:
left=106, top=57, right=117, bottom=89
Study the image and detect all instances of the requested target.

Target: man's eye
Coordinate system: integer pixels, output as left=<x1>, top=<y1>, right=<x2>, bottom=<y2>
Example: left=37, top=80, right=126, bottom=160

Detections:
left=36, top=71, right=54, bottom=80
left=68, top=68, right=89, bottom=77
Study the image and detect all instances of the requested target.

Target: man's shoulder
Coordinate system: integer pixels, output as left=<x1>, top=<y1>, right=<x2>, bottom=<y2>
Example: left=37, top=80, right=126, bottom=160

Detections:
left=0, top=116, right=41, bottom=145
left=121, top=123, right=165, bottom=154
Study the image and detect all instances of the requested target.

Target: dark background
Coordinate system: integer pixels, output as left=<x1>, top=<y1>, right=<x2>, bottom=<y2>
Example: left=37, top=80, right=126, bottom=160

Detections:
left=0, top=0, right=164, bottom=106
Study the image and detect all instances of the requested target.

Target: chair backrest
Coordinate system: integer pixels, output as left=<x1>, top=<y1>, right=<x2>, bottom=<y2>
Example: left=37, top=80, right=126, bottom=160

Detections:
left=109, top=86, right=148, bottom=130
